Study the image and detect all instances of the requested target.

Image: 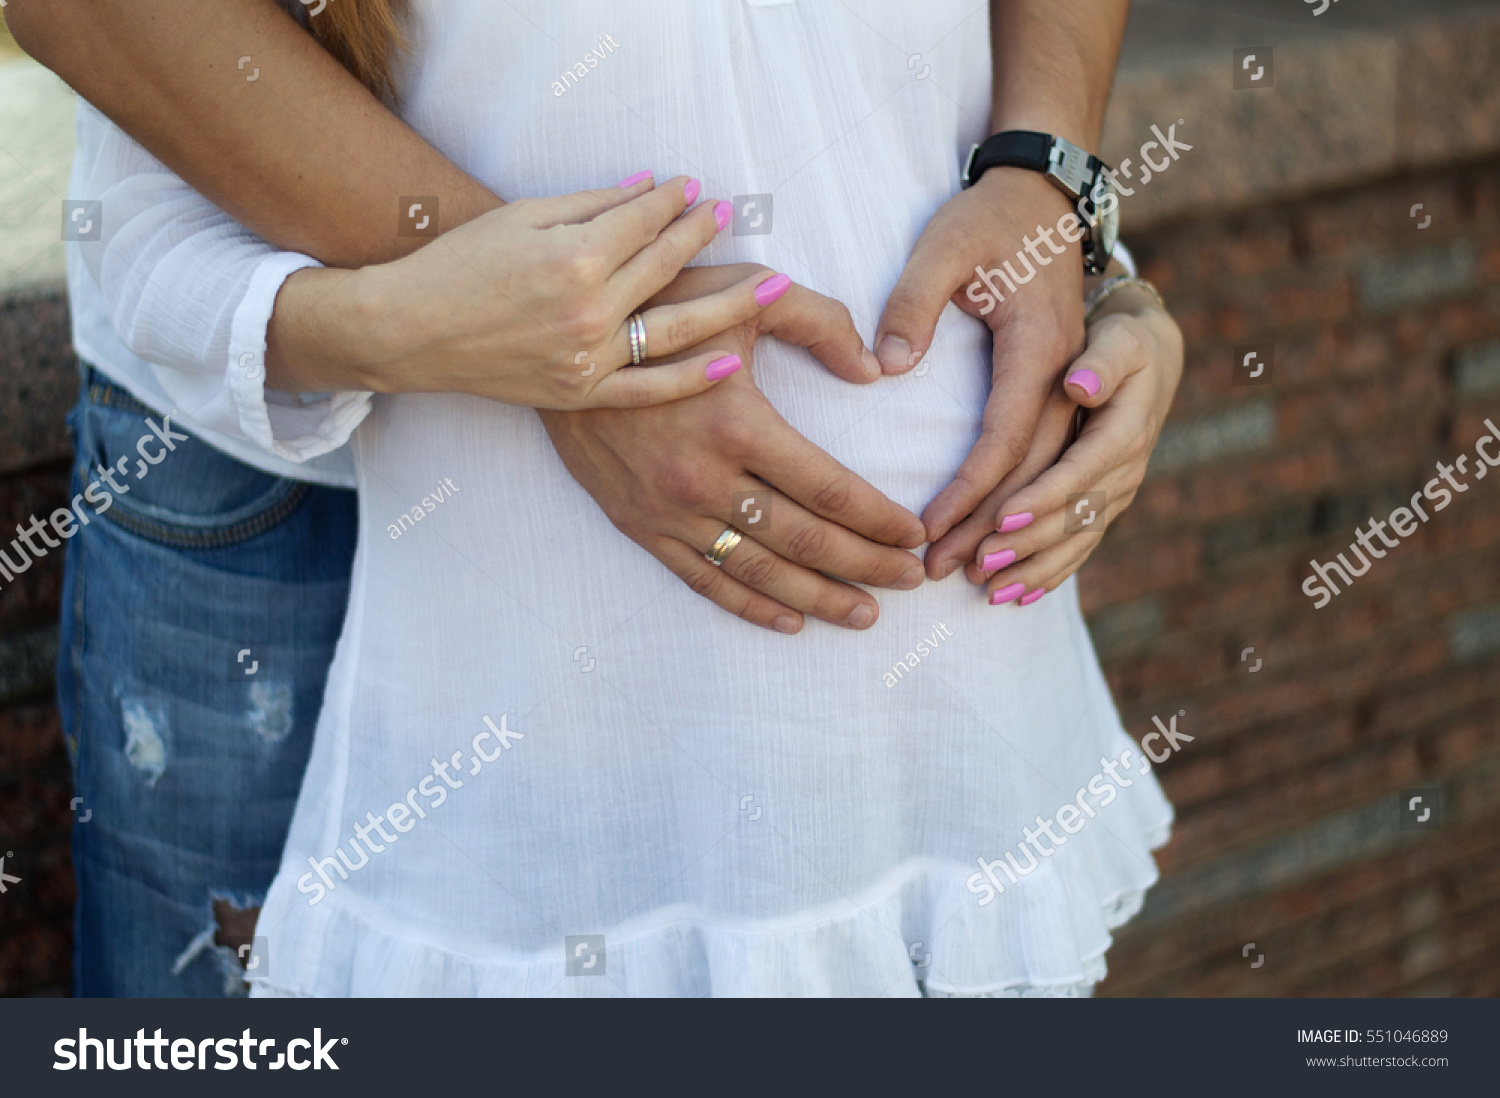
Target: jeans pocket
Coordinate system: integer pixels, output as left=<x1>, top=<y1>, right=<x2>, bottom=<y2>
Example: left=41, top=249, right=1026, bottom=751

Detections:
left=77, top=373, right=311, bottom=549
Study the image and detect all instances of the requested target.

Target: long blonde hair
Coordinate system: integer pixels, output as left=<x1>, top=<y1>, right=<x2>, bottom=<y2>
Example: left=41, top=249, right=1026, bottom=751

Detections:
left=307, top=0, right=406, bottom=101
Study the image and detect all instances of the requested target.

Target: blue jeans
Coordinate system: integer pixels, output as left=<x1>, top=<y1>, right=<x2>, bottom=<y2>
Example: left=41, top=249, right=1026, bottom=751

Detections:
left=58, top=366, right=356, bottom=996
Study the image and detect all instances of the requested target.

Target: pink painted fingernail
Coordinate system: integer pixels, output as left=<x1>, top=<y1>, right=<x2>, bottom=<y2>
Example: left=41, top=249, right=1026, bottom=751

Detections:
left=755, top=273, right=791, bottom=307
left=999, top=512, right=1034, bottom=533
left=990, top=582, right=1026, bottom=605
left=683, top=178, right=701, bottom=205
left=715, top=200, right=733, bottom=233
left=982, top=549, right=1016, bottom=572
left=616, top=170, right=653, bottom=188
left=705, top=354, right=742, bottom=381
left=1019, top=587, right=1047, bottom=606
left=1066, top=368, right=1101, bottom=398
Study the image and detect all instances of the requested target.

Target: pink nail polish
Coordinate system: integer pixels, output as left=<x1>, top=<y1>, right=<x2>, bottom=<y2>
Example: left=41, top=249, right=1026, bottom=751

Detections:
left=616, top=170, right=653, bottom=188
left=683, top=178, right=701, bottom=205
left=1066, top=368, right=1101, bottom=398
left=705, top=354, right=742, bottom=381
left=1019, top=587, right=1047, bottom=606
left=999, top=512, right=1034, bottom=533
left=755, top=273, right=791, bottom=307
left=982, top=549, right=1016, bottom=572
left=715, top=200, right=732, bottom=233
left=990, top=582, right=1026, bottom=605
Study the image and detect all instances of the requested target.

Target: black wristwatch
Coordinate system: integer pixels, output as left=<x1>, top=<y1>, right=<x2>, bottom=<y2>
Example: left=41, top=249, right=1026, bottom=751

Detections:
left=962, top=130, right=1119, bottom=275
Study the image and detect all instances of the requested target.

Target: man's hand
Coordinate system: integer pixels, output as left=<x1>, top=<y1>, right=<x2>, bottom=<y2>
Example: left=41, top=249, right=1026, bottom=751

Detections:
left=874, top=167, right=1086, bottom=575
left=879, top=0, right=1128, bottom=575
left=958, top=289, right=1184, bottom=605
left=540, top=266, right=926, bottom=635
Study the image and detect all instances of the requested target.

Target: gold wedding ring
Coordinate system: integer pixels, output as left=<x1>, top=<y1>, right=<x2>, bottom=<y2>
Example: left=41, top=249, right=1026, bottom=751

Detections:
left=704, top=527, right=742, bottom=567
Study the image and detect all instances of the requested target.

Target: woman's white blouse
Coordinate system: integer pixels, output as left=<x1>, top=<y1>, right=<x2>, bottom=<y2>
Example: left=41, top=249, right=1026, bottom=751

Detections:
left=87, top=0, right=1174, bottom=996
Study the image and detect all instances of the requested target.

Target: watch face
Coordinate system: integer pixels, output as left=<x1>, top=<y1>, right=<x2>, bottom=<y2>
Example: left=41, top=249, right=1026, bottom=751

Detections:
left=1084, top=173, right=1120, bottom=273
left=1097, top=186, right=1120, bottom=257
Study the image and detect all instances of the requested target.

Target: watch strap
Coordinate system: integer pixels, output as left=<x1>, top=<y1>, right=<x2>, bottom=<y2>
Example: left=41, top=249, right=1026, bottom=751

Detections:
left=967, top=130, right=1054, bottom=177
left=964, top=130, right=1104, bottom=201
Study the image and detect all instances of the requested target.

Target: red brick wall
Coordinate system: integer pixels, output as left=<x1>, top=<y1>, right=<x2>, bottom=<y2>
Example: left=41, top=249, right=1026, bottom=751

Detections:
left=0, top=292, right=75, bottom=996
left=1091, top=157, right=1500, bottom=996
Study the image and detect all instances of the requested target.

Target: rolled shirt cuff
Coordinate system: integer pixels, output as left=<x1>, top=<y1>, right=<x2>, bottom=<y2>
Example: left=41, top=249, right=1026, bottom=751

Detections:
left=226, top=251, right=374, bottom=464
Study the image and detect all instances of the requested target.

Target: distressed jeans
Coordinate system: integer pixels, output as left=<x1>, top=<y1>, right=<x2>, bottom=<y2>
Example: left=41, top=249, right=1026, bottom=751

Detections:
left=57, top=366, right=356, bottom=996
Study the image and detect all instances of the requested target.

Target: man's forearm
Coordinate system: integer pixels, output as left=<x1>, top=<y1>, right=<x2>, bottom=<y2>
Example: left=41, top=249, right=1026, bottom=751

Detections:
left=5, top=0, right=499, bottom=265
left=988, top=0, right=1130, bottom=149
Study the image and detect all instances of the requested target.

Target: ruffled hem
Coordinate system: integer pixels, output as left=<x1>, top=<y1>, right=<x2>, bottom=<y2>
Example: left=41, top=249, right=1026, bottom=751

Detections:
left=252, top=803, right=1172, bottom=998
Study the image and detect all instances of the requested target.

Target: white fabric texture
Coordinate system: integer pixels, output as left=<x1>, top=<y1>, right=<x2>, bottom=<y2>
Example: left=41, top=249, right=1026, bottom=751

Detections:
left=83, top=0, right=1173, bottom=996
left=65, top=100, right=365, bottom=486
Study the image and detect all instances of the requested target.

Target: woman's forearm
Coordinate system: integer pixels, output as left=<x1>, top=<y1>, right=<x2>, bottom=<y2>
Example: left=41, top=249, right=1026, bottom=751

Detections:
left=5, top=0, right=500, bottom=265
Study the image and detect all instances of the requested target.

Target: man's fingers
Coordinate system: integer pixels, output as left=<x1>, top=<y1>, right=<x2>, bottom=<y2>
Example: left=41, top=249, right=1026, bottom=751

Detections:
left=924, top=390, right=1076, bottom=579
left=921, top=323, right=1070, bottom=543
left=715, top=483, right=925, bottom=592
left=873, top=232, right=968, bottom=375
left=757, top=283, right=883, bottom=383
left=748, top=418, right=926, bottom=550
left=652, top=537, right=804, bottom=634
left=1062, top=315, right=1151, bottom=407
left=688, top=518, right=883, bottom=629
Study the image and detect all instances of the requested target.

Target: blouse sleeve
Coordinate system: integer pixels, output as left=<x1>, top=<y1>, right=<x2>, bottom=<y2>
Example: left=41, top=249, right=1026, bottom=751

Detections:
left=74, top=107, right=373, bottom=463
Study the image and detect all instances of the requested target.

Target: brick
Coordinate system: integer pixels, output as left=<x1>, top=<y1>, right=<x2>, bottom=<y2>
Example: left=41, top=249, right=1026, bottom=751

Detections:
left=1455, top=339, right=1500, bottom=398
left=0, top=704, right=63, bottom=773
left=0, top=623, right=59, bottom=706
left=1447, top=602, right=1500, bottom=662
left=0, top=290, right=75, bottom=476
left=1358, top=241, right=1479, bottom=313
left=0, top=461, right=70, bottom=635
left=1147, top=398, right=1276, bottom=476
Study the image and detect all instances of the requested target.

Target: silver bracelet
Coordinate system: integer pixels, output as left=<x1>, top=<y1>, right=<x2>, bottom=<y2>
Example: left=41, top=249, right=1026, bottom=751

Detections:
left=1084, top=275, right=1165, bottom=323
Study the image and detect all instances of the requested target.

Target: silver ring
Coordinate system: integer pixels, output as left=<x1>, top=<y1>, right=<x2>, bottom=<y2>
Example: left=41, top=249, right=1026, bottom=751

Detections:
left=628, top=313, right=648, bottom=366
left=704, top=527, right=742, bottom=567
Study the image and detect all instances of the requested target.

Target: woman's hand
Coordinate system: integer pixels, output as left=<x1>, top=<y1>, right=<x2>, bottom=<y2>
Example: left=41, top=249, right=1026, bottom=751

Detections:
left=925, top=286, right=1184, bottom=603
left=540, top=265, right=925, bottom=634
left=267, top=175, right=788, bottom=408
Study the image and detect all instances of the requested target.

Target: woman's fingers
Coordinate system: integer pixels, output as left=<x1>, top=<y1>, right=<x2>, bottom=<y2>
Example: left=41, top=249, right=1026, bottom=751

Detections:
left=524, top=169, right=657, bottom=227
left=607, top=194, right=729, bottom=308
left=650, top=537, right=805, bottom=634
left=1061, top=312, right=1151, bottom=407
left=602, top=269, right=784, bottom=366
left=987, top=376, right=1154, bottom=537
left=585, top=349, right=745, bottom=408
left=590, top=175, right=706, bottom=271
left=686, top=517, right=883, bottom=630
left=974, top=465, right=1136, bottom=580
left=977, top=493, right=1131, bottom=603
